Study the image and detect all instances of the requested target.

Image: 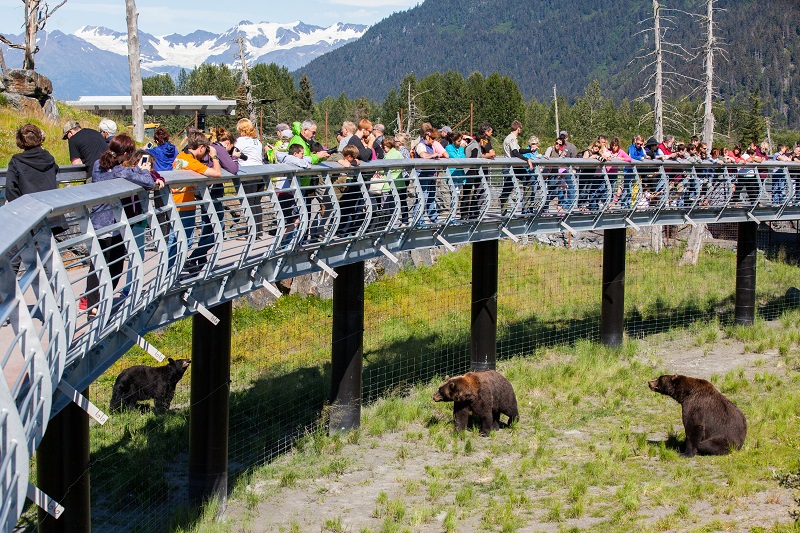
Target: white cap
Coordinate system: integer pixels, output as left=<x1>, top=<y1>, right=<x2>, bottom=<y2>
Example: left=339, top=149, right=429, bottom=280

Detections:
left=99, top=118, right=117, bottom=135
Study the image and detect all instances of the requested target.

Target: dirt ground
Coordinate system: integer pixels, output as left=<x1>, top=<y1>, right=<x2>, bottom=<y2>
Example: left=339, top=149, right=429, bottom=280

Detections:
left=224, top=331, right=798, bottom=532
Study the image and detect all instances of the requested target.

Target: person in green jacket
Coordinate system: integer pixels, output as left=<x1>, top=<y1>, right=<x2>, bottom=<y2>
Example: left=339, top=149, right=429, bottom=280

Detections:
left=382, top=137, right=409, bottom=226
left=288, top=120, right=330, bottom=239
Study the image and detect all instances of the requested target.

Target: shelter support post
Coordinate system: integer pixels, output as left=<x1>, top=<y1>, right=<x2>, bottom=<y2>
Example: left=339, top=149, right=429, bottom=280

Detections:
left=189, top=301, right=231, bottom=509
left=735, top=222, right=758, bottom=326
left=37, top=390, right=91, bottom=533
left=471, top=240, right=498, bottom=371
left=601, top=228, right=626, bottom=347
left=330, top=261, right=364, bottom=434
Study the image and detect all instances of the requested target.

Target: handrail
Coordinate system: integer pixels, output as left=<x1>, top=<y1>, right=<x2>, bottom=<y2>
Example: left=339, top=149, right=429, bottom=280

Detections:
left=1, top=157, right=800, bottom=529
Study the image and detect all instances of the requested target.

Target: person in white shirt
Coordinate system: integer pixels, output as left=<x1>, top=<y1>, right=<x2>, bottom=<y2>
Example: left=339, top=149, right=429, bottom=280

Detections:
left=235, top=118, right=266, bottom=236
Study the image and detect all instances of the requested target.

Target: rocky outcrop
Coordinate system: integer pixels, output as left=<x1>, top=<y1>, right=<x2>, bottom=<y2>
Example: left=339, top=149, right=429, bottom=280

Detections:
left=1, top=68, right=59, bottom=120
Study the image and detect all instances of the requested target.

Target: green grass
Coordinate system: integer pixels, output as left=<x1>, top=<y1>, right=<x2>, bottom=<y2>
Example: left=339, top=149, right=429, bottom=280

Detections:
left=0, top=102, right=105, bottom=167
left=48, top=242, right=800, bottom=531
left=199, top=331, right=800, bottom=532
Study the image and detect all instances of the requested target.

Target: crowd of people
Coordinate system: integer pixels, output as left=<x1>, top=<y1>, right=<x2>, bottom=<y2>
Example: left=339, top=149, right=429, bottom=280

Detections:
left=4, top=116, right=800, bottom=306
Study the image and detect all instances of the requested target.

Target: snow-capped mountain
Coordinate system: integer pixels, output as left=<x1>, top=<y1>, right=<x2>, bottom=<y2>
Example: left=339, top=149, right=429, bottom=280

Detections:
left=0, top=21, right=367, bottom=100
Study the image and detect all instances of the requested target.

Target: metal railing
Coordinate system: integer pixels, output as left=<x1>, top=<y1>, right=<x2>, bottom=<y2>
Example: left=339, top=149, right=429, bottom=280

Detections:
left=1, top=157, right=800, bottom=529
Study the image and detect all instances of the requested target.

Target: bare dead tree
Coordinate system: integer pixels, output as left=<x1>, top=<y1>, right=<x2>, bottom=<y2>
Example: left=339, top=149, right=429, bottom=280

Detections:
left=403, top=83, right=431, bottom=137
left=237, top=36, right=256, bottom=124
left=0, top=0, right=67, bottom=70
left=126, top=0, right=144, bottom=142
left=701, top=0, right=716, bottom=146
left=631, top=0, right=699, bottom=142
left=653, top=0, right=664, bottom=141
left=681, top=0, right=727, bottom=266
left=631, top=0, right=700, bottom=253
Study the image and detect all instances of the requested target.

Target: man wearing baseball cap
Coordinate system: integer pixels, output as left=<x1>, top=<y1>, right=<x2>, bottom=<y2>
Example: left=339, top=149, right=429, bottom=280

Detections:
left=559, top=130, right=578, bottom=158
left=62, top=120, right=107, bottom=182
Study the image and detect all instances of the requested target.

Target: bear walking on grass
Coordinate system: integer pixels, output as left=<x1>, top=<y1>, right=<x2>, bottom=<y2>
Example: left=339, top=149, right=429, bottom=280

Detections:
left=648, top=374, right=746, bottom=457
left=433, top=370, right=518, bottom=435
left=110, top=358, right=191, bottom=413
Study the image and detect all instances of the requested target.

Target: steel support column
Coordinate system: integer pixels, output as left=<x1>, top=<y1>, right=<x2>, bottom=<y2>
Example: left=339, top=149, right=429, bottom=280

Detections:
left=735, top=222, right=758, bottom=326
left=189, top=301, right=231, bottom=507
left=471, top=240, right=498, bottom=371
left=601, top=228, right=626, bottom=347
left=330, top=261, right=364, bottom=434
left=37, top=391, right=91, bottom=533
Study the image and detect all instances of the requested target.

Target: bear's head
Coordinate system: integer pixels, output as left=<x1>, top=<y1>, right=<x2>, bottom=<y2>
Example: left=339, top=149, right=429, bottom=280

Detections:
left=167, top=358, right=191, bottom=377
left=432, top=375, right=476, bottom=403
left=648, top=374, right=684, bottom=398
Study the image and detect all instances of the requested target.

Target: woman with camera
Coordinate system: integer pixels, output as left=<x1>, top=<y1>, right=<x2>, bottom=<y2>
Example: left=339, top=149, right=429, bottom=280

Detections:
left=86, top=134, right=163, bottom=317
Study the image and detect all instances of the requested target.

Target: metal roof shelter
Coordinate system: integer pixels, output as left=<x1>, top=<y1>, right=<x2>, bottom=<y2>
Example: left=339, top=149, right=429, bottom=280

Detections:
left=63, top=95, right=236, bottom=116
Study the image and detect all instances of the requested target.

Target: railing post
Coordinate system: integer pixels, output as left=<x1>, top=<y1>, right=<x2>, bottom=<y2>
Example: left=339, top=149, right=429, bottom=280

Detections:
left=601, top=228, right=626, bottom=347
left=735, top=222, right=758, bottom=326
left=471, top=240, right=498, bottom=371
left=189, top=301, right=231, bottom=509
left=330, top=261, right=364, bottom=434
left=37, top=391, right=91, bottom=533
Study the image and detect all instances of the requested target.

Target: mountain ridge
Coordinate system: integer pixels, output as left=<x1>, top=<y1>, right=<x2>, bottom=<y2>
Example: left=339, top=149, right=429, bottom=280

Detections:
left=0, top=20, right=368, bottom=100
left=296, top=0, right=800, bottom=128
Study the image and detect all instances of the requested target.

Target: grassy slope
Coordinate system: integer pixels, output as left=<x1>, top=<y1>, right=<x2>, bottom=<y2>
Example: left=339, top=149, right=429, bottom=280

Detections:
left=0, top=103, right=102, bottom=167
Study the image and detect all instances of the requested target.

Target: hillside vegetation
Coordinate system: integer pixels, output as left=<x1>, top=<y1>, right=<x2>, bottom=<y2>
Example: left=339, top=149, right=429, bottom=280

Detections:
left=298, top=0, right=800, bottom=129
left=0, top=103, right=101, bottom=167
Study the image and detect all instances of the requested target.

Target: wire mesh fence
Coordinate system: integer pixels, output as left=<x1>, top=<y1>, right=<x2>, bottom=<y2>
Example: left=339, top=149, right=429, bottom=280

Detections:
left=16, top=222, right=800, bottom=532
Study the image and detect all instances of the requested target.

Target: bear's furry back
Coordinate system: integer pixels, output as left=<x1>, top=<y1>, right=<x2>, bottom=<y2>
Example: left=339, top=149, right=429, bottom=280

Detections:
left=110, top=358, right=191, bottom=412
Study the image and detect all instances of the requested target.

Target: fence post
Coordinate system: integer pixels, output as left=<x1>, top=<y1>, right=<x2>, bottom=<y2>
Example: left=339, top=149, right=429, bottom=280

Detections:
left=330, top=261, right=364, bottom=434
left=601, top=228, right=626, bottom=347
left=735, top=222, right=758, bottom=326
left=37, top=391, right=91, bottom=533
left=471, top=240, right=498, bottom=371
left=189, top=301, right=231, bottom=509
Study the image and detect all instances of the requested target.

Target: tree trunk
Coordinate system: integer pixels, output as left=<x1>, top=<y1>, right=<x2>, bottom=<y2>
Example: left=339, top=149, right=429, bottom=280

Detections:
left=126, top=0, right=144, bottom=142
left=686, top=0, right=717, bottom=266
left=680, top=224, right=707, bottom=265
left=653, top=0, right=663, bottom=142
left=701, top=0, right=715, bottom=145
left=238, top=37, right=256, bottom=124
left=23, top=0, right=39, bottom=70
left=650, top=226, right=663, bottom=253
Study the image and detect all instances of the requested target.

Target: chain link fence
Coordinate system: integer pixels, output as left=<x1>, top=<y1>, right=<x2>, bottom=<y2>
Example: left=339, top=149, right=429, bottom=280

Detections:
left=17, top=223, right=800, bottom=532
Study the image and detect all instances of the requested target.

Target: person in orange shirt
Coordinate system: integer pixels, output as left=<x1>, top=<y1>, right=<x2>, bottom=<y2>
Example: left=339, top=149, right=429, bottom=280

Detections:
left=170, top=133, right=222, bottom=273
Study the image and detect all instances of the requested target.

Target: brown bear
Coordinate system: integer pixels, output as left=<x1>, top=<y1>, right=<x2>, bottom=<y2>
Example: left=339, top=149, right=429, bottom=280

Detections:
left=110, top=358, right=191, bottom=413
left=648, top=374, right=747, bottom=457
left=433, top=370, right=518, bottom=435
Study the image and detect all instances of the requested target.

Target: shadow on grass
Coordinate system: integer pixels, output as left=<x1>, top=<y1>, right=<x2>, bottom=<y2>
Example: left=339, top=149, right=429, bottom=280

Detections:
left=647, top=434, right=684, bottom=454
left=81, top=291, right=798, bottom=532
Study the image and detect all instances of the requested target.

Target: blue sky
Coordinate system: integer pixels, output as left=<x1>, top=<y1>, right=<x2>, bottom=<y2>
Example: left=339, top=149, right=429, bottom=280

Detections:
left=0, top=0, right=420, bottom=36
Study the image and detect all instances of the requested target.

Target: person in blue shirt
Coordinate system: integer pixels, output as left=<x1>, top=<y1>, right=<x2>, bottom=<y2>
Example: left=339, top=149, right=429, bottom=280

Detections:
left=521, top=136, right=545, bottom=213
left=621, top=134, right=649, bottom=208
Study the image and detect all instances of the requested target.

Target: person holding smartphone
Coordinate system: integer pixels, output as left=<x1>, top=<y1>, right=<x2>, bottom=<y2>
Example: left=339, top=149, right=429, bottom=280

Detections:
left=86, top=136, right=161, bottom=316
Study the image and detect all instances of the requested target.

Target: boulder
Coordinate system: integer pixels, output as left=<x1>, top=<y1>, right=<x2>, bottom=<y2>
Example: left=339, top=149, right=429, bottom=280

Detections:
left=3, top=69, right=53, bottom=97
left=3, top=92, right=44, bottom=115
left=41, top=95, right=59, bottom=121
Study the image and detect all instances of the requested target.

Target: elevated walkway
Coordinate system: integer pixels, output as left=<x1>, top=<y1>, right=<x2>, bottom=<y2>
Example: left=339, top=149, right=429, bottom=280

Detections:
left=1, top=157, right=799, bottom=529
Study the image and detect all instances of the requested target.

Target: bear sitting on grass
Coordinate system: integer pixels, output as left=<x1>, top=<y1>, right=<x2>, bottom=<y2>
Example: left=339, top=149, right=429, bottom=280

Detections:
left=110, top=358, right=191, bottom=413
left=433, top=370, right=518, bottom=435
left=648, top=374, right=746, bottom=457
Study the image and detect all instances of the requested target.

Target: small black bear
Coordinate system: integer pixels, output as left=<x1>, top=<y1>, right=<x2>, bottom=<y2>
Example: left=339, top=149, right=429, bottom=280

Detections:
left=110, top=358, right=191, bottom=412
left=648, top=374, right=747, bottom=456
left=433, top=370, right=519, bottom=435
